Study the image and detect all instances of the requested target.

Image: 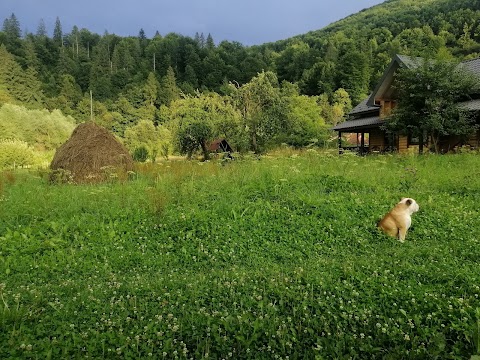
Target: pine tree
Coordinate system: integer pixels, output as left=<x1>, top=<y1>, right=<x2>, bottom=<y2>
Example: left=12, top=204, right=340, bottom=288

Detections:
left=53, top=17, right=63, bottom=46
left=183, top=65, right=198, bottom=89
left=89, top=38, right=113, bottom=100
left=206, top=33, right=215, bottom=50
left=23, top=38, right=41, bottom=71
left=0, top=44, right=23, bottom=101
left=2, top=13, right=22, bottom=55
left=16, top=67, right=45, bottom=106
left=2, top=13, right=21, bottom=39
left=36, top=19, right=47, bottom=37
left=143, top=72, right=160, bottom=106
left=158, top=66, right=180, bottom=106
left=58, top=74, right=82, bottom=108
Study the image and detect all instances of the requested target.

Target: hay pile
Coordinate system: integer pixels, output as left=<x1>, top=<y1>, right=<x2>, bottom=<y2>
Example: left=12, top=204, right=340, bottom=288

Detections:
left=50, top=122, right=134, bottom=183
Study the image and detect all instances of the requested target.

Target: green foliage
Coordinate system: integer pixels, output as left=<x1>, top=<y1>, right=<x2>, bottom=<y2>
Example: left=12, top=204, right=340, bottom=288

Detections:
left=123, top=119, right=172, bottom=160
left=0, top=45, right=44, bottom=107
left=0, top=103, right=75, bottom=150
left=3, top=1, right=480, bottom=112
left=388, top=57, right=480, bottom=153
left=0, top=153, right=479, bottom=358
left=132, top=145, right=149, bottom=162
left=233, top=71, right=284, bottom=153
left=158, top=66, right=180, bottom=106
left=166, top=92, right=245, bottom=153
left=177, top=121, right=213, bottom=160
left=279, top=93, right=328, bottom=147
left=0, top=139, right=37, bottom=169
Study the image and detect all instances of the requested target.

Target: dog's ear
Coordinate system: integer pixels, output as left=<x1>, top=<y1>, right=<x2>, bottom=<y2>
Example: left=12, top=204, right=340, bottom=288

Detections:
left=405, top=199, right=412, bottom=206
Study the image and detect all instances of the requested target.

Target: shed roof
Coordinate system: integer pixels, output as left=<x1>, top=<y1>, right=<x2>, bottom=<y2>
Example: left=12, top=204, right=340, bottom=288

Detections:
left=207, top=138, right=233, bottom=152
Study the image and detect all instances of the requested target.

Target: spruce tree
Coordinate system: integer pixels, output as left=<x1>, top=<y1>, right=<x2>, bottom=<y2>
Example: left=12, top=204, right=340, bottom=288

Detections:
left=2, top=13, right=21, bottom=39
left=36, top=19, right=47, bottom=37
left=158, top=66, right=180, bottom=106
left=53, top=17, right=63, bottom=46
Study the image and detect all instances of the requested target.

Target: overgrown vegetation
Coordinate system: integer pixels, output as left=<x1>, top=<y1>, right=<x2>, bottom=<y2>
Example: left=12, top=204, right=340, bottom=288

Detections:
left=0, top=152, right=479, bottom=359
left=0, top=103, right=75, bottom=151
left=0, top=104, right=75, bottom=169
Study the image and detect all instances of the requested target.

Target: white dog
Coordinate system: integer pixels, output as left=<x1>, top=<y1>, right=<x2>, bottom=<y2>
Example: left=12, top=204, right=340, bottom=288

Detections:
left=378, top=198, right=419, bottom=242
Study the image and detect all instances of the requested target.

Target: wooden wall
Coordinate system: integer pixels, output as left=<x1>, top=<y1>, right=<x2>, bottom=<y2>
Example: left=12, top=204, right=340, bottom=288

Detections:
left=369, top=129, right=385, bottom=150
left=467, top=130, right=480, bottom=148
left=398, top=135, right=408, bottom=153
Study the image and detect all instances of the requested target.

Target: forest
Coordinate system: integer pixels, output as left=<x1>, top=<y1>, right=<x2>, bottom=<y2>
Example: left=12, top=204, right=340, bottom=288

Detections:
left=1, top=0, right=480, bottom=159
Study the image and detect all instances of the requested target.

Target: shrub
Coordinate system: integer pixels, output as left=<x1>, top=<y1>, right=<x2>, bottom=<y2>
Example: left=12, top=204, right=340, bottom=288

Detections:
left=0, top=104, right=75, bottom=150
left=0, top=139, right=37, bottom=169
left=133, top=146, right=149, bottom=162
left=48, top=168, right=74, bottom=184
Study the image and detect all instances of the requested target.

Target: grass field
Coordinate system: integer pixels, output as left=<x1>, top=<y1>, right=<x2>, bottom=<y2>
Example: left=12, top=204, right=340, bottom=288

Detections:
left=0, top=150, right=479, bottom=359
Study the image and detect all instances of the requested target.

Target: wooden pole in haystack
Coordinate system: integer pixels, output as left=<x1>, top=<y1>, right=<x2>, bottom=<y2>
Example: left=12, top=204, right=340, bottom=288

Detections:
left=90, top=90, right=94, bottom=122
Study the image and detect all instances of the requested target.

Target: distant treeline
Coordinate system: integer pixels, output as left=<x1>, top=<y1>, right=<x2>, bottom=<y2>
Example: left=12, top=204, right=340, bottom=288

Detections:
left=1, top=0, right=480, bottom=154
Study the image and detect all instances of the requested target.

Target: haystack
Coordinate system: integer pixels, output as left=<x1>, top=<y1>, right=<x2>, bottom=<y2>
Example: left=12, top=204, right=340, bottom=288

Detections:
left=50, top=122, right=134, bottom=183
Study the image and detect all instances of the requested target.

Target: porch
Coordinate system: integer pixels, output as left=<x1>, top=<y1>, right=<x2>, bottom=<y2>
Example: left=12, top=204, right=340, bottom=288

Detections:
left=332, top=116, right=394, bottom=155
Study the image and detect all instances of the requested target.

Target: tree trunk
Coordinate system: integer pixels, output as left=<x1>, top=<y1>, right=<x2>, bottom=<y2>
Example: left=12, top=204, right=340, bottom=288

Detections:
left=200, top=141, right=210, bottom=161
left=419, top=133, right=424, bottom=155
left=431, top=132, right=440, bottom=153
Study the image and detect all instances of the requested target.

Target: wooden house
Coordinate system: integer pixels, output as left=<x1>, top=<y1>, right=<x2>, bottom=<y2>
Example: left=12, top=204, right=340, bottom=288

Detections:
left=333, top=54, right=480, bottom=154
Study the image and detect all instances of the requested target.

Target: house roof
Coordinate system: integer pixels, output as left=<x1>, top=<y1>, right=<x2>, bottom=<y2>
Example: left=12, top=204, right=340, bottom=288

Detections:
left=332, top=116, right=385, bottom=132
left=396, top=54, right=424, bottom=68
left=349, top=97, right=380, bottom=115
left=458, top=98, right=480, bottom=111
left=458, top=57, right=480, bottom=79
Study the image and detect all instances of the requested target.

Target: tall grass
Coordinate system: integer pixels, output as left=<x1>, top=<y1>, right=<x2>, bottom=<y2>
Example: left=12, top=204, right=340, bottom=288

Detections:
left=0, top=151, right=479, bottom=359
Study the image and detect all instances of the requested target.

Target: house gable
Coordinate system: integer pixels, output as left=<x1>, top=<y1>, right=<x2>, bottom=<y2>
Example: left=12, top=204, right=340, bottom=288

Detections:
left=366, top=54, right=422, bottom=107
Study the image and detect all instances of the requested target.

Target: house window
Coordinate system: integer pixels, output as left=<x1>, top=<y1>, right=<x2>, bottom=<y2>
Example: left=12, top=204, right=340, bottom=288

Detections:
left=408, top=131, right=427, bottom=146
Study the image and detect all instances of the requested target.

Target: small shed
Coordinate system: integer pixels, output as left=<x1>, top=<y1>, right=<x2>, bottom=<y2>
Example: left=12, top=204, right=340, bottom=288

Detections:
left=207, top=138, right=233, bottom=153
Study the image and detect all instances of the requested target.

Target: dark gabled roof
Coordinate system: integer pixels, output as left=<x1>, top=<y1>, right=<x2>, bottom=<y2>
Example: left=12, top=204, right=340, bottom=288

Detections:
left=458, top=57, right=480, bottom=79
left=396, top=54, right=424, bottom=68
left=332, top=116, right=384, bottom=132
left=458, top=98, right=480, bottom=111
left=349, top=97, right=380, bottom=116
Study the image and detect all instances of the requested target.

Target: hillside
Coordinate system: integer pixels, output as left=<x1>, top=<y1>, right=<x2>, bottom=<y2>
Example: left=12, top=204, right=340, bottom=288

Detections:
left=258, top=0, right=480, bottom=101
left=1, top=0, right=480, bottom=156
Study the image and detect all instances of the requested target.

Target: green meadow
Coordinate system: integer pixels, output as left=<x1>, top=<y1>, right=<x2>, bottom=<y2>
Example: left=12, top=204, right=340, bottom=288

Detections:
left=0, top=151, right=479, bottom=359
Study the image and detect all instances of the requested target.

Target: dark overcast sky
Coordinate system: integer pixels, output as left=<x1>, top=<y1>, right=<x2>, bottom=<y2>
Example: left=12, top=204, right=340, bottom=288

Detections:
left=1, top=0, right=385, bottom=45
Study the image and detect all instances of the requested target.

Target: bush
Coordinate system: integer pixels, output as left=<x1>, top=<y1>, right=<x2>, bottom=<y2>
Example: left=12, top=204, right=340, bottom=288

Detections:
left=123, top=120, right=173, bottom=160
left=0, top=104, right=75, bottom=150
left=0, top=139, right=37, bottom=169
left=133, top=146, right=149, bottom=162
